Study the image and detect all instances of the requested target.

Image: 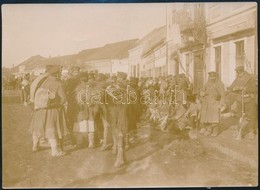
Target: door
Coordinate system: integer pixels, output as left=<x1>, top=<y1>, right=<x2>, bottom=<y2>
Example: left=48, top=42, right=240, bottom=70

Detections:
left=194, top=53, right=204, bottom=93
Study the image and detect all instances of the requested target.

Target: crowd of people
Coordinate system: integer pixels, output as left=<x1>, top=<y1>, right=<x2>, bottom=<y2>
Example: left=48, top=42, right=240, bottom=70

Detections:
left=2, top=75, right=23, bottom=91
left=12, top=64, right=257, bottom=167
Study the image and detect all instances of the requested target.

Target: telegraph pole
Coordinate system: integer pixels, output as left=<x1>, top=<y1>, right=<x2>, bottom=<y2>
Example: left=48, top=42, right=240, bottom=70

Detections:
left=166, top=3, right=169, bottom=76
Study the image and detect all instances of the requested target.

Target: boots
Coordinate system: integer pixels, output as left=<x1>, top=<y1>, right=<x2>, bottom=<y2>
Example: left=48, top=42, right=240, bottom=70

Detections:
left=204, top=125, right=213, bottom=136
left=211, top=126, right=219, bottom=137
left=124, top=134, right=130, bottom=151
left=32, top=134, right=40, bottom=152
left=49, top=139, right=66, bottom=157
left=88, top=132, right=94, bottom=149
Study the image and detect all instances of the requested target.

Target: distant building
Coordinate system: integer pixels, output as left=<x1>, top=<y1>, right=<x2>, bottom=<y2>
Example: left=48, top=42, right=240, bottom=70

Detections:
left=78, top=39, right=137, bottom=76
left=167, top=3, right=207, bottom=93
left=128, top=26, right=167, bottom=78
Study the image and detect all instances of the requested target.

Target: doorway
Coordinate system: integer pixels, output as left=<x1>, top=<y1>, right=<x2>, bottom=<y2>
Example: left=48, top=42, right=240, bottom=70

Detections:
left=193, top=52, right=204, bottom=93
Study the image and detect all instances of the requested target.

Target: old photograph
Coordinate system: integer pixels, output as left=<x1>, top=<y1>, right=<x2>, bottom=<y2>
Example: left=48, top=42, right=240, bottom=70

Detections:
left=2, top=2, right=258, bottom=188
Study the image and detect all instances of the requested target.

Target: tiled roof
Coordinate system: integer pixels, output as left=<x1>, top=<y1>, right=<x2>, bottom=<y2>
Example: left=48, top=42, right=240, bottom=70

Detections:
left=133, top=25, right=167, bottom=56
left=79, top=39, right=138, bottom=62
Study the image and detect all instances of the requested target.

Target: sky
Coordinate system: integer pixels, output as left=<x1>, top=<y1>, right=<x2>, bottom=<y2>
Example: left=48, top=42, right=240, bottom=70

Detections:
left=2, top=3, right=167, bottom=68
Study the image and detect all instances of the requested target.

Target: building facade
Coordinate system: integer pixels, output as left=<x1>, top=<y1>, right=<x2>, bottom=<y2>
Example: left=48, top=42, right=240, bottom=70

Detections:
left=206, top=2, right=257, bottom=86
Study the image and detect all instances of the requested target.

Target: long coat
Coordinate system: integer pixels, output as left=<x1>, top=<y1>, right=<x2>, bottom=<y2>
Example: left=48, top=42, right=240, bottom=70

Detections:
left=65, top=77, right=81, bottom=128
left=30, top=75, right=69, bottom=139
left=200, top=79, right=225, bottom=124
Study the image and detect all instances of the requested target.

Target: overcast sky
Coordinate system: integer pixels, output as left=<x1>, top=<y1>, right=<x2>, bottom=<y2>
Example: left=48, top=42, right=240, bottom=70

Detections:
left=2, top=3, right=167, bottom=68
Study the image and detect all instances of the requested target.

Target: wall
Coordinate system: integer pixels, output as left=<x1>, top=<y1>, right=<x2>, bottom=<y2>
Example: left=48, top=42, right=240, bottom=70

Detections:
left=111, top=59, right=129, bottom=75
left=206, top=2, right=257, bottom=87
left=128, top=46, right=143, bottom=77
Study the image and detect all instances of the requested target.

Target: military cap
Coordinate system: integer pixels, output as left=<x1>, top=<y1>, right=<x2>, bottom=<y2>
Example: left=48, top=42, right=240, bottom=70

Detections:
left=45, top=65, right=62, bottom=74
left=117, top=72, right=127, bottom=79
left=235, top=65, right=245, bottom=72
left=208, top=71, right=217, bottom=78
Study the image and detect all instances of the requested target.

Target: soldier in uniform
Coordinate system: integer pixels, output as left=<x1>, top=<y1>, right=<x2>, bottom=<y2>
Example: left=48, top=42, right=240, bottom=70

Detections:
left=93, top=73, right=110, bottom=150
left=65, top=66, right=81, bottom=145
left=30, top=65, right=69, bottom=156
left=226, top=65, right=258, bottom=139
left=199, top=72, right=226, bottom=137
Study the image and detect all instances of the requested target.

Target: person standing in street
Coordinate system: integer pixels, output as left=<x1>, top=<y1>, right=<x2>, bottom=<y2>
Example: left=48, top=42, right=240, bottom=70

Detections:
left=30, top=65, right=69, bottom=156
left=65, top=66, right=81, bottom=146
left=226, top=65, right=258, bottom=139
left=199, top=71, right=226, bottom=137
left=21, top=73, right=30, bottom=106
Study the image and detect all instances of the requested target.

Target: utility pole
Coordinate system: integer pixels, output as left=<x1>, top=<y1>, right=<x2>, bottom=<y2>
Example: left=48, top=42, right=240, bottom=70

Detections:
left=166, top=3, right=169, bottom=76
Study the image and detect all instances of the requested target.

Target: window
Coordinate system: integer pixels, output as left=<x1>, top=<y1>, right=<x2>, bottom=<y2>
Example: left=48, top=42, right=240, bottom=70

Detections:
left=215, top=46, right=221, bottom=79
left=235, top=41, right=245, bottom=67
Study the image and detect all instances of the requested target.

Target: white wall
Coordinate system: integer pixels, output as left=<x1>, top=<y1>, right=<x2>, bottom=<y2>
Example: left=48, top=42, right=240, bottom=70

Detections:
left=111, top=59, right=129, bottom=75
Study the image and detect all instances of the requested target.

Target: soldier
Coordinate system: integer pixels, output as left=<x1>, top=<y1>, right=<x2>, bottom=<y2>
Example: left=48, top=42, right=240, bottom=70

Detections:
left=226, top=65, right=258, bottom=139
left=30, top=65, right=68, bottom=156
left=21, top=73, right=30, bottom=106
left=65, top=66, right=81, bottom=146
left=199, top=71, right=226, bottom=137
left=73, top=71, right=96, bottom=149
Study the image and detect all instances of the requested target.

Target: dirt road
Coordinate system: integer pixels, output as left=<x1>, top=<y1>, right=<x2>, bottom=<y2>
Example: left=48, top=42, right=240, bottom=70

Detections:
left=2, top=102, right=258, bottom=188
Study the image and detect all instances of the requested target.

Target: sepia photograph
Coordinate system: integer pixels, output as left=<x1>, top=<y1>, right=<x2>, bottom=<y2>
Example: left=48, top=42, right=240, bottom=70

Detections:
left=1, top=2, right=258, bottom=188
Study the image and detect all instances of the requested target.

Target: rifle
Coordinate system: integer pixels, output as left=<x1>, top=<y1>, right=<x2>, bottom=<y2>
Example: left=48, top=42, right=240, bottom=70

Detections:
left=236, top=89, right=248, bottom=140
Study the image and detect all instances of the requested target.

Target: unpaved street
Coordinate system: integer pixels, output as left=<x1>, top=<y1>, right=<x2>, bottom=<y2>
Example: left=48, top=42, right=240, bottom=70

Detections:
left=2, top=101, right=258, bottom=188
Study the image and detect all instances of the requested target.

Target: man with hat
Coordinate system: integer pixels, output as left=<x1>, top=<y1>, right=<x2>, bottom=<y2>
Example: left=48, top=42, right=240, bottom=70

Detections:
left=72, top=71, right=96, bottom=149
left=199, top=71, right=226, bottom=137
left=65, top=66, right=81, bottom=146
left=226, top=65, right=257, bottom=139
left=30, top=65, right=68, bottom=156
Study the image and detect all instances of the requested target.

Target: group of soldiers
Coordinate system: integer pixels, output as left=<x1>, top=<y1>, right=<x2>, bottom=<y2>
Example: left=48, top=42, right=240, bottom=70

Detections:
left=2, top=75, right=23, bottom=90
left=28, top=64, right=257, bottom=167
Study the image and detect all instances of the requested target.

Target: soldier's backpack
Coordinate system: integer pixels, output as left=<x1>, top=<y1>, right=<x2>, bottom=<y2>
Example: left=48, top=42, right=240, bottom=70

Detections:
left=34, top=87, right=56, bottom=110
left=30, top=73, right=49, bottom=102
left=30, top=73, right=54, bottom=110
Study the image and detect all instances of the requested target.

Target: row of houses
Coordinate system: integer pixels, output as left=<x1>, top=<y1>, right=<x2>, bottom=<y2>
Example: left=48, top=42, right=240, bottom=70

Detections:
left=14, top=2, right=257, bottom=93
left=128, top=2, right=257, bottom=92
